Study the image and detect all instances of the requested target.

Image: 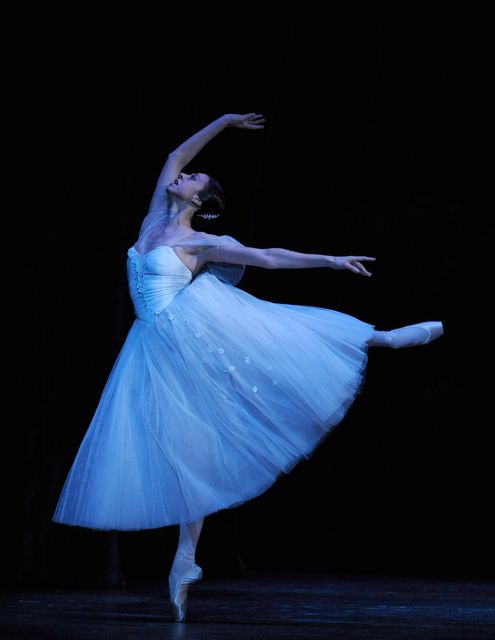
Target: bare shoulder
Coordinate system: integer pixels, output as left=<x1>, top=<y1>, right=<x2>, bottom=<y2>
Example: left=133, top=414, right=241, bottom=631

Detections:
left=183, top=231, right=223, bottom=251
left=195, top=231, right=223, bottom=242
left=195, top=231, right=241, bottom=244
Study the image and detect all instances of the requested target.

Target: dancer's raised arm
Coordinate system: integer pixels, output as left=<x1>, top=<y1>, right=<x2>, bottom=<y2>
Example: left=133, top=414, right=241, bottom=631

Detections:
left=141, top=113, right=265, bottom=236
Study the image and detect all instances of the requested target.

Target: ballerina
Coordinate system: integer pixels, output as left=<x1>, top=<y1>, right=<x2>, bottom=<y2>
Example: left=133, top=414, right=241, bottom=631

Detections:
left=53, top=113, right=443, bottom=622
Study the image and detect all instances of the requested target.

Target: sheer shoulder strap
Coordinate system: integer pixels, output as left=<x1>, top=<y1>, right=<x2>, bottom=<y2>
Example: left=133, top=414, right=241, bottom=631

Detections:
left=177, top=233, right=246, bottom=286
left=202, top=234, right=246, bottom=286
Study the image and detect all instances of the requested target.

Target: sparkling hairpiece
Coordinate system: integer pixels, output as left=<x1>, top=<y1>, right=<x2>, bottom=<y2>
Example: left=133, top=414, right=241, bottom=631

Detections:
left=198, top=212, right=220, bottom=220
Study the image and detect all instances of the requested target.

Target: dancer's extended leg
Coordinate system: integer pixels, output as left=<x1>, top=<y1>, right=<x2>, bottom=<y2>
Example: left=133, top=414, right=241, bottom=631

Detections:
left=369, top=321, right=444, bottom=348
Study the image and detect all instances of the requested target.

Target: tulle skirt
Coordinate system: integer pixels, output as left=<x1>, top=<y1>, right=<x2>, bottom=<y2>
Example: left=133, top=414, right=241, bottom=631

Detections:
left=53, top=272, right=374, bottom=530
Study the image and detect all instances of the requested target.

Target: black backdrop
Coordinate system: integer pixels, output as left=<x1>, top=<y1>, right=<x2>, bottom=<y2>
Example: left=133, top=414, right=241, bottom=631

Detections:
left=5, top=8, right=492, bottom=588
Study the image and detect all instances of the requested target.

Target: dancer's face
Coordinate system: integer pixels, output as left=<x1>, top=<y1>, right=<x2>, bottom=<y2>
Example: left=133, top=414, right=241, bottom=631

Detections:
left=167, top=172, right=210, bottom=205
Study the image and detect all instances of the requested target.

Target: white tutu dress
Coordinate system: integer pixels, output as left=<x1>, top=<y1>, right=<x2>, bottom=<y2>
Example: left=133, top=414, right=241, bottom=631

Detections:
left=52, top=234, right=374, bottom=530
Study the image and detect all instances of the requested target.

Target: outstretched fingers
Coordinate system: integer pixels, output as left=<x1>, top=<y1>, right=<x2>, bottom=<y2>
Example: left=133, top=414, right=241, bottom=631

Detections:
left=350, top=256, right=376, bottom=277
left=239, top=113, right=266, bottom=129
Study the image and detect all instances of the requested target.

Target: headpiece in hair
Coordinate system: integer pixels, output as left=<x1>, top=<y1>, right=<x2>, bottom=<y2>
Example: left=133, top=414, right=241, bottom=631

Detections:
left=197, top=212, right=220, bottom=221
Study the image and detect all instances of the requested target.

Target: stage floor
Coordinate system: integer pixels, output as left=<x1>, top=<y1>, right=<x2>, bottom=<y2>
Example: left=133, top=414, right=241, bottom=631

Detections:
left=1, top=570, right=494, bottom=639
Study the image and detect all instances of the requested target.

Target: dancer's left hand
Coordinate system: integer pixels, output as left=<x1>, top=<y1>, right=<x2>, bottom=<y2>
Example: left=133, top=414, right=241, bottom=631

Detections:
left=331, top=256, right=376, bottom=276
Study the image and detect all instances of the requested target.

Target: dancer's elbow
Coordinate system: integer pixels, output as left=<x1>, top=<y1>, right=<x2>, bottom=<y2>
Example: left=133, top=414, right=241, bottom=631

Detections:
left=212, top=245, right=274, bottom=269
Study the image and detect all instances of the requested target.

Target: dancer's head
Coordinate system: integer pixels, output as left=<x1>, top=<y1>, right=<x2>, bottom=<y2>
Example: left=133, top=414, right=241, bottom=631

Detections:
left=167, top=172, right=225, bottom=228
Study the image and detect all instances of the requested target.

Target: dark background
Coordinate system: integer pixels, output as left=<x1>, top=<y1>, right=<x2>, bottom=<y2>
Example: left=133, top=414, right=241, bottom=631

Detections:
left=5, top=8, right=492, bottom=588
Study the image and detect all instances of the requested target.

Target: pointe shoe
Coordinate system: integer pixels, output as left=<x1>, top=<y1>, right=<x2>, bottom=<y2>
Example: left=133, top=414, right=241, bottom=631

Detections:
left=388, top=321, right=444, bottom=348
left=408, top=321, right=444, bottom=345
left=169, top=563, right=203, bottom=622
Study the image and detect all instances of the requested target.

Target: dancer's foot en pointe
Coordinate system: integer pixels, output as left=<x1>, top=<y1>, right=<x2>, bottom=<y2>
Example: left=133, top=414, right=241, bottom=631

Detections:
left=169, top=517, right=204, bottom=622
left=168, top=550, right=203, bottom=622
left=369, top=321, right=444, bottom=349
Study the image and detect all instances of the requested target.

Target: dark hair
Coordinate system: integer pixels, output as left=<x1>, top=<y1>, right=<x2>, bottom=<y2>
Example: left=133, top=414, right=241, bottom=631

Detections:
left=192, top=176, right=225, bottom=231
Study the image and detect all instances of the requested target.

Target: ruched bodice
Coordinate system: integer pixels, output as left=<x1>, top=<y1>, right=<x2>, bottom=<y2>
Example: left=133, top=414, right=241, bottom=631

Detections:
left=127, top=245, right=192, bottom=321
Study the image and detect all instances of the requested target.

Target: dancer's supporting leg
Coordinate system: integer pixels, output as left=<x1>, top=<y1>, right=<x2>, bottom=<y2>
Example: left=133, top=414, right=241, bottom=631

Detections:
left=169, top=517, right=205, bottom=622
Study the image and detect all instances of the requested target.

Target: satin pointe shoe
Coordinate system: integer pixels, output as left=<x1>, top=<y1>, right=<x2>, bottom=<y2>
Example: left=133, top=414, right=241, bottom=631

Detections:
left=388, top=321, right=444, bottom=348
left=169, top=562, right=203, bottom=622
left=406, top=321, right=444, bottom=345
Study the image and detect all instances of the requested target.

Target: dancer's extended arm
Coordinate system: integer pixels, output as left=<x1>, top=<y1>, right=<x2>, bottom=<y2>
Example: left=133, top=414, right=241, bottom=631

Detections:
left=196, top=241, right=375, bottom=276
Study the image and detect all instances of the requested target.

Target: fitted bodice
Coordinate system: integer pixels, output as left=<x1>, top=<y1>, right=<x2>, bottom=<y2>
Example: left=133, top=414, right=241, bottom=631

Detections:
left=127, top=245, right=193, bottom=321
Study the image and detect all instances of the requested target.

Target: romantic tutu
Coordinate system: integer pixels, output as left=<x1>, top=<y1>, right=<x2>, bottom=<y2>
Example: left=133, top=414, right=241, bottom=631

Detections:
left=53, top=236, right=374, bottom=530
